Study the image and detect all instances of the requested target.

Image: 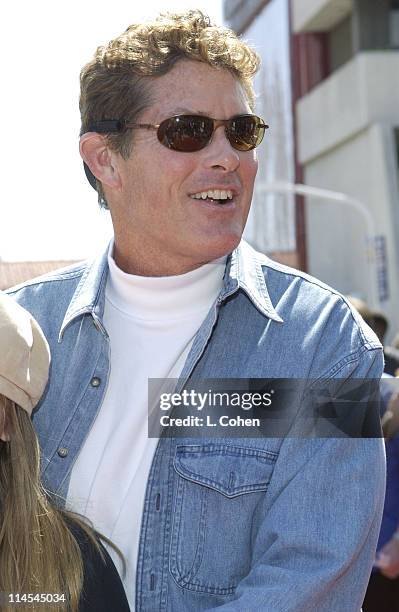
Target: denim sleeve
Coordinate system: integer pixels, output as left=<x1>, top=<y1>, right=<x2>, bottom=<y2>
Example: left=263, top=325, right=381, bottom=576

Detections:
left=205, top=348, right=386, bottom=612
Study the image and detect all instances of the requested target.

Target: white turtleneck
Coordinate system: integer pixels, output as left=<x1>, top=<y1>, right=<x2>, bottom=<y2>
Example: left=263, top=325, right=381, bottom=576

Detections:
left=67, top=244, right=226, bottom=610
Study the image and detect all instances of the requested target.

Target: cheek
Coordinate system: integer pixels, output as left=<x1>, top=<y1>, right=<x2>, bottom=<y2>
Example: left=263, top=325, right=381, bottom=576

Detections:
left=241, top=154, right=258, bottom=185
left=159, top=154, right=197, bottom=191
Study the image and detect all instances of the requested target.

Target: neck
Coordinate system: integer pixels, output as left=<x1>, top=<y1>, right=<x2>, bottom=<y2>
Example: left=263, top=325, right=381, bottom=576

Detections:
left=113, top=242, right=221, bottom=277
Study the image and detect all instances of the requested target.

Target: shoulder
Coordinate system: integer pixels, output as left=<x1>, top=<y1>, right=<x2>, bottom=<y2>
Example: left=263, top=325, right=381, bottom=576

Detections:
left=4, top=261, right=90, bottom=343
left=260, top=248, right=379, bottom=342
left=5, top=243, right=110, bottom=320
left=240, top=242, right=383, bottom=378
left=6, top=260, right=88, bottom=295
left=5, top=260, right=88, bottom=308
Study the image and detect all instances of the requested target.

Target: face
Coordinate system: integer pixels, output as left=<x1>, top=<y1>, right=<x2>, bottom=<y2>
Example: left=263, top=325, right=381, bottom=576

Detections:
left=109, top=60, right=258, bottom=275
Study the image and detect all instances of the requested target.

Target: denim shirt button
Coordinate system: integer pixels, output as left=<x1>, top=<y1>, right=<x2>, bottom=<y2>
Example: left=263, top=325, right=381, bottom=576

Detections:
left=57, top=447, right=68, bottom=458
left=90, top=376, right=101, bottom=387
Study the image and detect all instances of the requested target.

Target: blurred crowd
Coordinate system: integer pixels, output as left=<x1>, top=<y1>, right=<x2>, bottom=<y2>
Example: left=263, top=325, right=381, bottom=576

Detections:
left=347, top=297, right=399, bottom=611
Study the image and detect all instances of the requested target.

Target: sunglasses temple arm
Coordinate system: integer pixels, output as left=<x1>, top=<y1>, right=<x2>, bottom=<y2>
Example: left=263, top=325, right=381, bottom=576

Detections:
left=124, top=123, right=159, bottom=130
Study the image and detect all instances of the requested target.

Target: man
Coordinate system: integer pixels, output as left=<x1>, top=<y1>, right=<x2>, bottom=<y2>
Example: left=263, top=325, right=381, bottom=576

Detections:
left=8, top=10, right=385, bottom=611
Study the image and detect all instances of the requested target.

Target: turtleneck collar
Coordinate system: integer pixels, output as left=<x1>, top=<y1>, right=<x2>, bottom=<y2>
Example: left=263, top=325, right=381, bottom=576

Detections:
left=106, top=242, right=227, bottom=321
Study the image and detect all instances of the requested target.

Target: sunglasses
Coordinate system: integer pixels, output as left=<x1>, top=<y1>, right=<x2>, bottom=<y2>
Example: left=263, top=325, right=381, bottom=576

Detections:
left=89, top=113, right=268, bottom=153
left=84, top=113, right=269, bottom=191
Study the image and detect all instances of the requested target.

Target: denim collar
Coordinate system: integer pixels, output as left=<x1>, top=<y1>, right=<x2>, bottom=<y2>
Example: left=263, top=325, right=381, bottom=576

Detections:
left=59, top=240, right=283, bottom=340
left=222, top=241, right=283, bottom=323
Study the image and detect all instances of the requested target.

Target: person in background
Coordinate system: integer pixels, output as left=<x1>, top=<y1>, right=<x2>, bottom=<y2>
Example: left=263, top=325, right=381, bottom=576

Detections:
left=370, top=311, right=399, bottom=377
left=346, top=295, right=399, bottom=611
left=363, top=388, right=399, bottom=612
left=0, top=292, right=130, bottom=612
left=392, top=334, right=399, bottom=351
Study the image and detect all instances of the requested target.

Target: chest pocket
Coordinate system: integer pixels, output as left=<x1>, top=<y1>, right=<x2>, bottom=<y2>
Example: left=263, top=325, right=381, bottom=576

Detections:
left=170, top=444, right=278, bottom=595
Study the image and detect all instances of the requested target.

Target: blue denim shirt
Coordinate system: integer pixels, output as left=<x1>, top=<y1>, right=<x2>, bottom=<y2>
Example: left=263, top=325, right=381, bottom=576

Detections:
left=8, top=240, right=385, bottom=611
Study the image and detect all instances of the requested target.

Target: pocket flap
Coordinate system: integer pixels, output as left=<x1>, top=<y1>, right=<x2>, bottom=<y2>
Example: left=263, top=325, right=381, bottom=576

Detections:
left=173, top=444, right=277, bottom=498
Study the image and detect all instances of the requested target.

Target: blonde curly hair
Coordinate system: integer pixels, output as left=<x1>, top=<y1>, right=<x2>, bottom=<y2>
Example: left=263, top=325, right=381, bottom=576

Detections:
left=80, top=9, right=260, bottom=163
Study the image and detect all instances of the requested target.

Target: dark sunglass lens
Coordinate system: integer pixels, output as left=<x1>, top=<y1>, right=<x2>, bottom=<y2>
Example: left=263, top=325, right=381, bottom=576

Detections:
left=158, top=115, right=213, bottom=152
left=227, top=115, right=265, bottom=151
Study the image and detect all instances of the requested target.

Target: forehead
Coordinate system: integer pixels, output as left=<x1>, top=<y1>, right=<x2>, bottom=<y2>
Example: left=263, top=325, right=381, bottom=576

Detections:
left=145, top=60, right=251, bottom=119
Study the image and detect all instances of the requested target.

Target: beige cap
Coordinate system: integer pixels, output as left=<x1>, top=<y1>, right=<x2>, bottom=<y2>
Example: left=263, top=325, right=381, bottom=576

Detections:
left=0, top=292, right=50, bottom=415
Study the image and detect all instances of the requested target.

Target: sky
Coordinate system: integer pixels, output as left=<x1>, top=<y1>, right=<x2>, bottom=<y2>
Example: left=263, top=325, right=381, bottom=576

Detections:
left=0, top=1, right=223, bottom=262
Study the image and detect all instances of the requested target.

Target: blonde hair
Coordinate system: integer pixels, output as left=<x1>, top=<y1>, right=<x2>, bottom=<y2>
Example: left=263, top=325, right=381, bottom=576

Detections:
left=79, top=9, right=260, bottom=205
left=0, top=396, right=119, bottom=612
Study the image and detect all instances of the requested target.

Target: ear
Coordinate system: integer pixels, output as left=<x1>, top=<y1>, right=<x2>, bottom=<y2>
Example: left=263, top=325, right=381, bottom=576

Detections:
left=79, top=133, right=122, bottom=191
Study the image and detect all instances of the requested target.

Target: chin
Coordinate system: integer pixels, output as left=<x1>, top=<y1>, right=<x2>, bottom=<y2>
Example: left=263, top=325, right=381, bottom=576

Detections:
left=198, top=233, right=243, bottom=263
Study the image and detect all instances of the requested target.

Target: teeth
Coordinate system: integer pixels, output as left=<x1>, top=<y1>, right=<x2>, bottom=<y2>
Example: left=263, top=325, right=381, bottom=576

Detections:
left=190, top=189, right=233, bottom=201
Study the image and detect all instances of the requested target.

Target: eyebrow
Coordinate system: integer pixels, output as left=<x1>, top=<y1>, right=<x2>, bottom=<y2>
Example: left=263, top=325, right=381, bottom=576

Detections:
left=162, top=108, right=211, bottom=118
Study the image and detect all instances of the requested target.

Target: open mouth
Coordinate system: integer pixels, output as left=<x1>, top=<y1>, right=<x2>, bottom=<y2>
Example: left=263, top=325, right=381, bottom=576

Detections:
left=190, top=189, right=234, bottom=205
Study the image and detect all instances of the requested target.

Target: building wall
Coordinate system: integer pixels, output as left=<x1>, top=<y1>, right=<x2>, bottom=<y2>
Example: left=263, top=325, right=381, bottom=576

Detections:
left=297, top=52, right=399, bottom=164
left=224, top=0, right=270, bottom=33
left=328, top=14, right=353, bottom=71
left=293, top=0, right=399, bottom=336
left=241, top=0, right=297, bottom=257
left=294, top=25, right=399, bottom=334
left=304, top=122, right=399, bottom=337
left=292, top=0, right=352, bottom=33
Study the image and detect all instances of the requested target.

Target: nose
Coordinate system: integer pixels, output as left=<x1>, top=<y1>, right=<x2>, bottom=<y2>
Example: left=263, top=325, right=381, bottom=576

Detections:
left=202, top=125, right=240, bottom=172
